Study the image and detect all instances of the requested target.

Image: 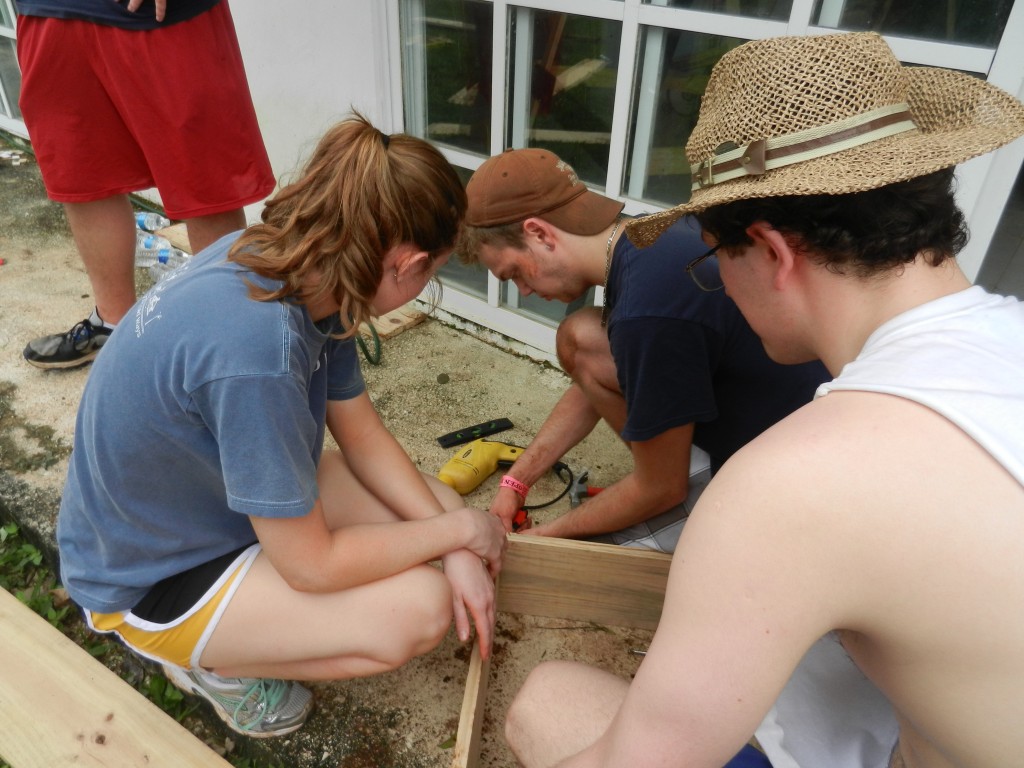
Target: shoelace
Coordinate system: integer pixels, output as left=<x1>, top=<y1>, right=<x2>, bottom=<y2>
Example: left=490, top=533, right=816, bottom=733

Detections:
left=68, top=320, right=98, bottom=343
left=232, top=678, right=290, bottom=731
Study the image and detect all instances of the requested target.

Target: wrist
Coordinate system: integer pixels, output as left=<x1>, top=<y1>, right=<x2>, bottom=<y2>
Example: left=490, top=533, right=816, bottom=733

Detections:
left=499, top=474, right=530, bottom=500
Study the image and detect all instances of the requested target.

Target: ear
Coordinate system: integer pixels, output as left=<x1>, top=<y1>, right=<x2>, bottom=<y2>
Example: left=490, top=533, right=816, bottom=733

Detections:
left=393, top=245, right=430, bottom=280
left=522, top=217, right=558, bottom=251
left=746, top=221, right=798, bottom=291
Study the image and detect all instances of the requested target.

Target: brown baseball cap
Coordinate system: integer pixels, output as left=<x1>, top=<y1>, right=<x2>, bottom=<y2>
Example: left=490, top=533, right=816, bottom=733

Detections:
left=465, top=148, right=624, bottom=235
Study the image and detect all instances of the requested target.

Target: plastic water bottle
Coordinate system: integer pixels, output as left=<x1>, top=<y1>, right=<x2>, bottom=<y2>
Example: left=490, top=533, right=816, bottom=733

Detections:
left=135, top=211, right=171, bottom=232
left=135, top=232, right=174, bottom=268
left=148, top=248, right=189, bottom=283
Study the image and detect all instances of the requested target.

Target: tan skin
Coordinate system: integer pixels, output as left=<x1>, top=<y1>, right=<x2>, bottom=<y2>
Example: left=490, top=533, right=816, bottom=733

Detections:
left=476, top=219, right=696, bottom=542
left=199, top=245, right=508, bottom=680
left=505, top=224, right=1024, bottom=768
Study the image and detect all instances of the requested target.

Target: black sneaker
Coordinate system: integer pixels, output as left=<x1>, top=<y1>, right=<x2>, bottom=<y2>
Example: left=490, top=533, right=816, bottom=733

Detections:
left=23, top=318, right=113, bottom=369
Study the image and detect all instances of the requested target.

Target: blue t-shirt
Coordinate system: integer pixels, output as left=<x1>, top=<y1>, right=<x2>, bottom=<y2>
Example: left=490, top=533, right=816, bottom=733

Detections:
left=14, top=0, right=219, bottom=29
left=606, top=218, right=828, bottom=473
left=57, top=232, right=366, bottom=613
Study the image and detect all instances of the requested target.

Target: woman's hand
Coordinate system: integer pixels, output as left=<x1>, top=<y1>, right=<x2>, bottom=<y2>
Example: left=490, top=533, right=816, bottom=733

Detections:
left=441, top=548, right=499, bottom=658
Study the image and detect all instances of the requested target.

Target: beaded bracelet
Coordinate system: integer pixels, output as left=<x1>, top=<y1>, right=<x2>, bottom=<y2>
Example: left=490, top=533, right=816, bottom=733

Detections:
left=499, top=474, right=530, bottom=499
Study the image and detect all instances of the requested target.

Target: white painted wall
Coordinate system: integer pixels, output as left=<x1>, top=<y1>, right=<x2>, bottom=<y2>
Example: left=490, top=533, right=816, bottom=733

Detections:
left=227, top=0, right=390, bottom=218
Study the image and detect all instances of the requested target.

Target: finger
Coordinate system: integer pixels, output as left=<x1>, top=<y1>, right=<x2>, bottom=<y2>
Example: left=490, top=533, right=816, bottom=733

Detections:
left=470, top=597, right=494, bottom=660
left=154, top=0, right=166, bottom=21
left=452, top=594, right=471, bottom=644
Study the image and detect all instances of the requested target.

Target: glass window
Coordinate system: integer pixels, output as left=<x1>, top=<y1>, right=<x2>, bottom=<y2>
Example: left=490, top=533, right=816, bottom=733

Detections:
left=644, top=0, right=791, bottom=21
left=0, top=0, right=13, bottom=28
left=624, top=28, right=744, bottom=208
left=977, top=167, right=1024, bottom=301
left=507, top=9, right=621, bottom=188
left=402, top=0, right=493, bottom=156
left=0, top=36, right=21, bottom=120
left=812, top=0, right=1013, bottom=47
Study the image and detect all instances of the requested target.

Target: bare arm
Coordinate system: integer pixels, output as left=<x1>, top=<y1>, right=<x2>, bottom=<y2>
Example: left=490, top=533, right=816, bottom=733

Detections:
left=529, top=424, right=694, bottom=540
left=551, top=427, right=848, bottom=767
left=491, top=383, right=601, bottom=531
left=323, top=393, right=506, bottom=657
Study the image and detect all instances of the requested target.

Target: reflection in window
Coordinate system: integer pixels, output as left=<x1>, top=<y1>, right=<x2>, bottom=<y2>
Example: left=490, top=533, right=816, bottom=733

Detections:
left=812, top=0, right=1012, bottom=47
left=507, top=10, right=621, bottom=188
left=625, top=28, right=743, bottom=208
left=0, top=36, right=21, bottom=120
left=402, top=0, right=493, bottom=155
left=645, top=0, right=791, bottom=21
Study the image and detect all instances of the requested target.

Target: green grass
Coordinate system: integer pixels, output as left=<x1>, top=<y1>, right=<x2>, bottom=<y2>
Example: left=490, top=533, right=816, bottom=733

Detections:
left=0, top=522, right=266, bottom=767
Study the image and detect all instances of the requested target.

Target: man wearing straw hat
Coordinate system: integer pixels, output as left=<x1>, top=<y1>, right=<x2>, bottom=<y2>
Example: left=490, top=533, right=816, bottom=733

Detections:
left=504, top=31, right=1024, bottom=768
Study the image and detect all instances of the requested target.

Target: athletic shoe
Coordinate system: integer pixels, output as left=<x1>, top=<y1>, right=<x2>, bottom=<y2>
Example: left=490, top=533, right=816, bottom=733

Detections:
left=161, top=664, right=314, bottom=738
left=22, top=318, right=112, bottom=369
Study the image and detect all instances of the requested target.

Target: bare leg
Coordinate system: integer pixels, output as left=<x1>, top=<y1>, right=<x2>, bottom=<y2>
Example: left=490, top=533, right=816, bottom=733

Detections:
left=199, top=450, right=456, bottom=680
left=505, top=661, right=628, bottom=768
left=183, top=208, right=247, bottom=254
left=63, top=196, right=137, bottom=324
left=558, top=307, right=627, bottom=436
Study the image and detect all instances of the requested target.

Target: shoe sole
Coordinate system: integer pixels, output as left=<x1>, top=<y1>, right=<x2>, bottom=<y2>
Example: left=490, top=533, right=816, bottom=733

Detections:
left=161, top=665, right=311, bottom=739
left=23, top=350, right=101, bottom=370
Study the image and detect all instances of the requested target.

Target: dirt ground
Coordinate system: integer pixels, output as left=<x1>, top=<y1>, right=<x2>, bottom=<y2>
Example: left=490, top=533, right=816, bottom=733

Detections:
left=0, top=138, right=651, bottom=767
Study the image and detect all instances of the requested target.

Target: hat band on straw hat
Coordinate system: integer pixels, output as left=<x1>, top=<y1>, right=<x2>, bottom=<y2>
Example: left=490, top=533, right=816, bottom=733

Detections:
left=692, top=103, right=917, bottom=191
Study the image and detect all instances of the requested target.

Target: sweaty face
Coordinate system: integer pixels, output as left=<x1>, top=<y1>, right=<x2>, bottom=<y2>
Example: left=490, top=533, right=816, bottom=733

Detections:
left=477, top=242, right=584, bottom=303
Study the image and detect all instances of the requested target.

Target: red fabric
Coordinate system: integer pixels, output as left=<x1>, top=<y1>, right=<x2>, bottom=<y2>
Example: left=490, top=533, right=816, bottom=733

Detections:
left=17, top=1, right=274, bottom=218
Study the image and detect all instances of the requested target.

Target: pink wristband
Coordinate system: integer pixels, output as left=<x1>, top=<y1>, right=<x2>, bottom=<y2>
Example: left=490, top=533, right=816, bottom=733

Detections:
left=500, top=475, right=529, bottom=499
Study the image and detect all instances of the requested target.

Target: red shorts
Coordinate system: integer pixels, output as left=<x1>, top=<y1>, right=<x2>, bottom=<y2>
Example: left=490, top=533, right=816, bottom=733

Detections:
left=16, top=1, right=275, bottom=219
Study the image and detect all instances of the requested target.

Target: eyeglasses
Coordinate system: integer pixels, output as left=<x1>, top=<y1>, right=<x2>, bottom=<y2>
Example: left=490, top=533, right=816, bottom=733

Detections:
left=686, top=244, right=724, bottom=291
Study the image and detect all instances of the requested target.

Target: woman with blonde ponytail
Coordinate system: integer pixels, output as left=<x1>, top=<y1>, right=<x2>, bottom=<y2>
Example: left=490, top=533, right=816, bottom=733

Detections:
left=56, top=113, right=506, bottom=738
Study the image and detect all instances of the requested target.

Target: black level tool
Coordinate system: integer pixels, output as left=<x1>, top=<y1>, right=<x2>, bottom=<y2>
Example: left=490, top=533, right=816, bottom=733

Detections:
left=436, top=418, right=514, bottom=449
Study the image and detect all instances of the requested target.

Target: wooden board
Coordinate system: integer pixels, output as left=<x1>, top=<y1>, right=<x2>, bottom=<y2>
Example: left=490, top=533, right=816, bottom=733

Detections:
left=449, top=643, right=490, bottom=768
left=452, top=536, right=671, bottom=767
left=497, top=535, right=671, bottom=631
left=155, top=223, right=192, bottom=254
left=0, top=588, right=232, bottom=768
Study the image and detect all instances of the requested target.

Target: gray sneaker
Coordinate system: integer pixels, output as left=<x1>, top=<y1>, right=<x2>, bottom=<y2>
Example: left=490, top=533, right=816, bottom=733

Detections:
left=162, top=664, right=313, bottom=738
left=23, top=317, right=112, bottom=369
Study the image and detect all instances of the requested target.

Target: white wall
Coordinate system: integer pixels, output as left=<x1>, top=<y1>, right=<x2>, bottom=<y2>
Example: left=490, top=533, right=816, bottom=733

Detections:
left=227, top=0, right=390, bottom=219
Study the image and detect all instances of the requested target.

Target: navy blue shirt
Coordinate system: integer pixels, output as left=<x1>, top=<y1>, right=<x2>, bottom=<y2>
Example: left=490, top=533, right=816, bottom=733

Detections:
left=14, top=0, right=219, bottom=29
left=606, top=217, right=828, bottom=474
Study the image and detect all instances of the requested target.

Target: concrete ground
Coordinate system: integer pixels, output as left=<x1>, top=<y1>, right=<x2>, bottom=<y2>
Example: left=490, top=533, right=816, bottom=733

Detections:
left=0, top=135, right=647, bottom=767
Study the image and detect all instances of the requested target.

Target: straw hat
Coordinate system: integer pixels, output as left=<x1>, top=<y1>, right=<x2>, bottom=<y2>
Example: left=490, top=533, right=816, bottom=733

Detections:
left=626, top=32, right=1024, bottom=248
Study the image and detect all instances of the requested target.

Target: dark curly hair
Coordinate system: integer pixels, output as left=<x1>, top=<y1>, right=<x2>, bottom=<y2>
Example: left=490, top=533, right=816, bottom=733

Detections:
left=694, top=169, right=969, bottom=276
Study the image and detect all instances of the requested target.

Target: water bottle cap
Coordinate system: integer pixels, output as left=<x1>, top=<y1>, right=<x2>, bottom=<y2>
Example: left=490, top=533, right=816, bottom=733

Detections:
left=157, top=248, right=171, bottom=263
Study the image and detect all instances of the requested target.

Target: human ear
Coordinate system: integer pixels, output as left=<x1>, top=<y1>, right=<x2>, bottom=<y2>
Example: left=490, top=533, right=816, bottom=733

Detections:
left=746, top=221, right=797, bottom=290
left=394, top=247, right=430, bottom=281
left=522, top=217, right=557, bottom=251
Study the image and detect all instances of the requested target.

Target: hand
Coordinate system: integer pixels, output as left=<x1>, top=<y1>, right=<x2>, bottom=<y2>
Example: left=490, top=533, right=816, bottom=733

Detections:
left=490, top=486, right=525, bottom=533
left=458, top=506, right=508, bottom=578
left=441, top=549, right=497, bottom=659
left=127, top=0, right=166, bottom=21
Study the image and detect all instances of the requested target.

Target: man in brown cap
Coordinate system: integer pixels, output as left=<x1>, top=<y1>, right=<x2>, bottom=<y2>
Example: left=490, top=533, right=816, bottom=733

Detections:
left=504, top=32, right=1024, bottom=768
left=458, top=148, right=826, bottom=553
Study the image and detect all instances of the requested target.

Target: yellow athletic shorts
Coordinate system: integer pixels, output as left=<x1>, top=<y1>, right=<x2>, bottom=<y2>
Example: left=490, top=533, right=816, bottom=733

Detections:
left=87, top=544, right=260, bottom=669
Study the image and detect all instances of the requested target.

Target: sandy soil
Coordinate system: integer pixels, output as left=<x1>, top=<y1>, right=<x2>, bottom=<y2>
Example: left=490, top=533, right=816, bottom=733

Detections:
left=0, top=140, right=651, bottom=767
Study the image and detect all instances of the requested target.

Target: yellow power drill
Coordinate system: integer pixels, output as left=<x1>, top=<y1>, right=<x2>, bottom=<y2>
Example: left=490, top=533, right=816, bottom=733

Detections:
left=437, top=438, right=523, bottom=495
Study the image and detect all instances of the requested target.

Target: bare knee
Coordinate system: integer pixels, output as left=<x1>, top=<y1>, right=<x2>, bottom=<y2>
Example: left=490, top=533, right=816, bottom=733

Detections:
left=506, top=660, right=628, bottom=767
left=505, top=661, right=573, bottom=759
left=374, top=566, right=452, bottom=670
left=556, top=307, right=602, bottom=374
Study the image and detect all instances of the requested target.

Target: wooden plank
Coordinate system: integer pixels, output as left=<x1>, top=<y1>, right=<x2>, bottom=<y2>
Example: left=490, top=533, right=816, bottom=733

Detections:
left=155, top=223, right=192, bottom=254
left=496, top=535, right=671, bottom=631
left=449, top=642, right=490, bottom=768
left=0, top=588, right=232, bottom=768
left=361, top=304, right=427, bottom=340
